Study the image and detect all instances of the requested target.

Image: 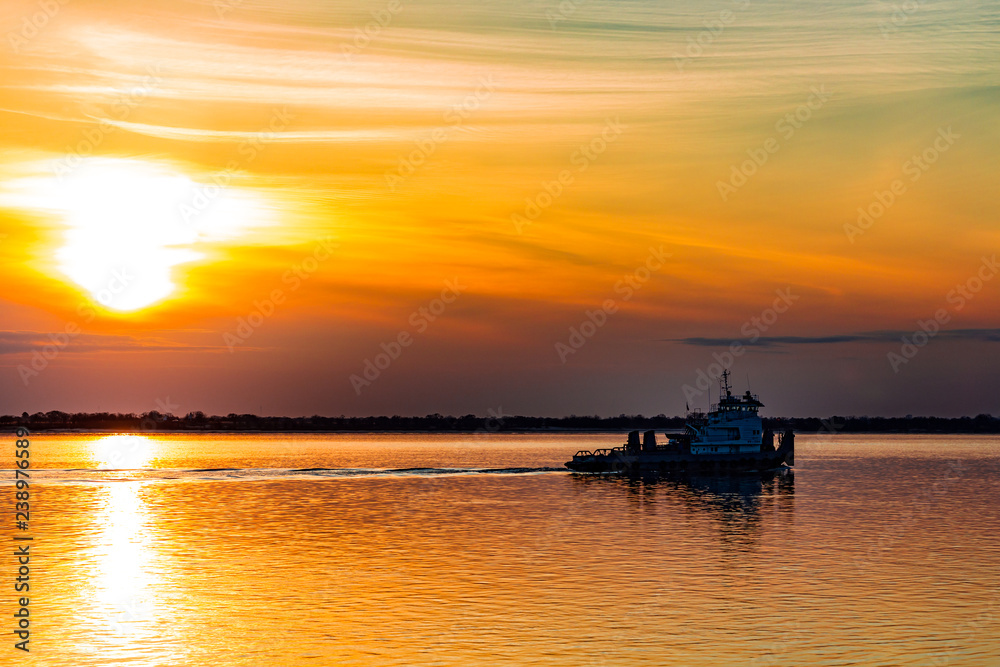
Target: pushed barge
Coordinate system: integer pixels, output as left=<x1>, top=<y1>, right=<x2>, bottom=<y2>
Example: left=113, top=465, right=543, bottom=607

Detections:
left=566, top=371, right=793, bottom=474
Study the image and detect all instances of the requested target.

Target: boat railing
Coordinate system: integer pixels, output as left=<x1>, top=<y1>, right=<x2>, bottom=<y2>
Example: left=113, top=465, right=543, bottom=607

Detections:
left=574, top=446, right=627, bottom=459
left=592, top=448, right=623, bottom=457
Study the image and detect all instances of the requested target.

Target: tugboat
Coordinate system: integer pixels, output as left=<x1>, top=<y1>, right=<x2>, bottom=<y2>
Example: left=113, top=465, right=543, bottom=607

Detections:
left=565, top=370, right=793, bottom=474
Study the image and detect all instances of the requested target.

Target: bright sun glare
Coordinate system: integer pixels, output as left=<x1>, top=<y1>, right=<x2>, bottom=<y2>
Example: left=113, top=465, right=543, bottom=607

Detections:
left=93, top=434, right=155, bottom=470
left=4, top=158, right=269, bottom=311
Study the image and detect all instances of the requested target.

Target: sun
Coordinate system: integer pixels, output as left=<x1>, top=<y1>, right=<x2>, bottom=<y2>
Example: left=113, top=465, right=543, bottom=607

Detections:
left=2, top=157, right=270, bottom=312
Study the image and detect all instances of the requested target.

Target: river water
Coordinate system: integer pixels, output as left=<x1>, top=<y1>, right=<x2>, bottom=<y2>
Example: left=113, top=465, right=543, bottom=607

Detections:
left=4, top=433, right=999, bottom=665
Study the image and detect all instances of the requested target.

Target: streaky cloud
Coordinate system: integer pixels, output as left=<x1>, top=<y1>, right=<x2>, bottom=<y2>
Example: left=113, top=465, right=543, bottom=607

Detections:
left=0, top=330, right=236, bottom=355
left=670, top=329, right=1000, bottom=348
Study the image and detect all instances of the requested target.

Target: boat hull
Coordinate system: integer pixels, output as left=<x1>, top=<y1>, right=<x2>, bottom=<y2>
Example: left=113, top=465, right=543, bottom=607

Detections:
left=566, top=441, right=793, bottom=474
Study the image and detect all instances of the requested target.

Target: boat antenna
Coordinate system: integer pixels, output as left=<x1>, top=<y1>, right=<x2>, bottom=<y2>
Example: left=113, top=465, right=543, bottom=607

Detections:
left=747, top=373, right=751, bottom=393
left=719, top=369, right=732, bottom=397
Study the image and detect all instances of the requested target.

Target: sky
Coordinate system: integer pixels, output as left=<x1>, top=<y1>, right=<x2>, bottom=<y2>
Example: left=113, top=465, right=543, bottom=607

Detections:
left=0, top=0, right=998, bottom=418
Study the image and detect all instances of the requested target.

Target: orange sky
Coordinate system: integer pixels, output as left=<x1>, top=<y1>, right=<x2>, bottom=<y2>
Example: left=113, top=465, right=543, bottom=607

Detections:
left=1, top=0, right=998, bottom=416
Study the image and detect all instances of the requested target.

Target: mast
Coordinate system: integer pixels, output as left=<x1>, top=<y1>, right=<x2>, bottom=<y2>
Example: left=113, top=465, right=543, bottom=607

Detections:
left=720, top=369, right=732, bottom=398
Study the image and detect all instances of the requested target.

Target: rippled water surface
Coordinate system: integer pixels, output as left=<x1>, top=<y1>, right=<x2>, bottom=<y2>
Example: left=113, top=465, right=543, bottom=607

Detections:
left=5, top=433, right=1000, bottom=665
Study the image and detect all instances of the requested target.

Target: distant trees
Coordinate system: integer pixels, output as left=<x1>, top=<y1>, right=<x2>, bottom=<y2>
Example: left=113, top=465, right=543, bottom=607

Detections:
left=45, top=410, right=69, bottom=424
left=1, top=412, right=997, bottom=433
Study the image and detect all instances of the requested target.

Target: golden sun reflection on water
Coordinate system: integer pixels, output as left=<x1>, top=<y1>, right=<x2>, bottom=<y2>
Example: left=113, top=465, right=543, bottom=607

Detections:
left=88, top=436, right=159, bottom=653
left=93, top=434, right=155, bottom=470
left=95, top=483, right=155, bottom=638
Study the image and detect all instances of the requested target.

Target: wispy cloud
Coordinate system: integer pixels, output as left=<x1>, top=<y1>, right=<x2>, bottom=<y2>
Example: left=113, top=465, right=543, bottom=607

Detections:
left=670, top=329, right=1000, bottom=348
left=0, top=331, right=232, bottom=355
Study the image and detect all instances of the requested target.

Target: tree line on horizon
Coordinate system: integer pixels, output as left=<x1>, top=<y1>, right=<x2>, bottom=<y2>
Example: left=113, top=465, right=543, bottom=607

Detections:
left=2, top=411, right=999, bottom=433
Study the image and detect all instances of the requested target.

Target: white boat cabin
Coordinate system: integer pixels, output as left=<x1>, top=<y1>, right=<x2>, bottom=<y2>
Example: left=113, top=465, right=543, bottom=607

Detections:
left=687, top=371, right=765, bottom=455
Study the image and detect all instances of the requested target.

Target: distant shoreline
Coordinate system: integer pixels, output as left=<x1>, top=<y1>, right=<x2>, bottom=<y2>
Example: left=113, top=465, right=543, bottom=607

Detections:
left=6, top=412, right=1000, bottom=434
left=14, top=429, right=1000, bottom=435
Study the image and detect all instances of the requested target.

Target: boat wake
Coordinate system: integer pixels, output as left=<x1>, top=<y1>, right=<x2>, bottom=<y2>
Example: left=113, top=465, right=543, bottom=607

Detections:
left=5, top=466, right=567, bottom=485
